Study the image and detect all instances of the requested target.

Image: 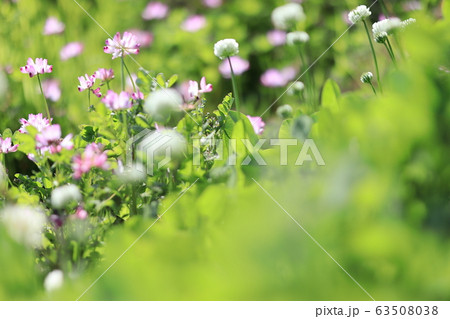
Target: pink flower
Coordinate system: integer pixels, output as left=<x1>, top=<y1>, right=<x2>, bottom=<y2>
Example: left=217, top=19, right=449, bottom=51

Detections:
left=181, top=15, right=207, bottom=32
left=126, top=29, right=153, bottom=48
left=102, top=90, right=132, bottom=110
left=203, top=0, right=223, bottom=8
left=35, top=124, right=73, bottom=154
left=142, top=2, right=169, bottom=20
left=132, top=91, right=144, bottom=101
left=95, top=68, right=115, bottom=83
left=92, top=87, right=102, bottom=98
left=42, top=79, right=61, bottom=102
left=20, top=58, right=53, bottom=78
left=43, top=17, right=65, bottom=35
left=60, top=42, right=84, bottom=61
left=188, top=77, right=213, bottom=100
left=219, top=56, right=250, bottom=79
left=0, top=137, right=19, bottom=154
left=104, top=32, right=140, bottom=59
left=77, top=74, right=96, bottom=92
left=72, top=143, right=109, bottom=179
left=74, top=207, right=88, bottom=220
left=246, top=116, right=265, bottom=135
left=267, top=30, right=287, bottom=46
left=260, top=67, right=297, bottom=87
left=19, top=113, right=52, bottom=133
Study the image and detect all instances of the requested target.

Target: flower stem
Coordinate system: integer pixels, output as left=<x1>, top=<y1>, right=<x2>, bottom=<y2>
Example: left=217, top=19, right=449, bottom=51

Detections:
left=369, top=83, right=377, bottom=95
left=363, top=20, right=382, bottom=92
left=122, top=111, right=129, bottom=140
left=121, top=56, right=125, bottom=91
left=298, top=48, right=315, bottom=108
left=122, top=59, right=137, bottom=92
left=386, top=37, right=396, bottom=63
left=106, top=81, right=111, bottom=90
left=88, top=89, right=91, bottom=107
left=37, top=74, right=51, bottom=119
left=227, top=57, right=241, bottom=118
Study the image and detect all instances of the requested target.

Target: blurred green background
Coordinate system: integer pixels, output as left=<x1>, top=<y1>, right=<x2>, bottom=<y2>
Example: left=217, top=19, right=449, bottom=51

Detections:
left=0, top=0, right=449, bottom=300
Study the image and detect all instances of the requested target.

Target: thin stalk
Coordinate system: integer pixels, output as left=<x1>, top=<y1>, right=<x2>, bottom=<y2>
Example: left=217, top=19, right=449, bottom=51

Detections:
left=122, top=59, right=136, bottom=92
left=379, top=0, right=390, bottom=17
left=88, top=89, right=91, bottom=107
left=106, top=81, right=111, bottom=90
left=122, top=111, right=129, bottom=140
left=37, top=74, right=51, bottom=119
left=298, top=48, right=315, bottom=108
left=130, top=184, right=137, bottom=216
left=363, top=20, right=382, bottom=92
left=369, top=83, right=377, bottom=95
left=121, top=56, right=125, bottom=91
left=386, top=37, right=396, bottom=63
left=227, top=57, right=241, bottom=117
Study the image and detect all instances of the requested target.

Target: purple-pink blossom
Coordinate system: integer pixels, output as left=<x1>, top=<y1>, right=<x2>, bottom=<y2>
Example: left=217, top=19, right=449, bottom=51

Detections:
left=43, top=17, right=65, bottom=35
left=127, top=29, right=154, bottom=47
left=0, top=137, right=19, bottom=154
left=247, top=116, right=266, bottom=135
left=267, top=30, right=287, bottom=46
left=219, top=56, right=250, bottom=79
left=181, top=15, right=207, bottom=32
left=20, top=58, right=53, bottom=78
left=260, top=67, right=297, bottom=87
left=142, top=2, right=169, bottom=20
left=203, top=0, right=223, bottom=8
left=35, top=124, right=73, bottom=154
left=102, top=90, right=132, bottom=111
left=60, top=42, right=84, bottom=61
left=72, top=143, right=109, bottom=179
left=132, top=91, right=144, bottom=101
left=19, top=113, right=52, bottom=133
left=42, top=79, right=61, bottom=102
left=188, top=77, right=213, bottom=100
left=95, top=68, right=115, bottom=83
left=104, top=32, right=140, bottom=59
left=92, top=87, right=102, bottom=98
left=74, top=207, right=88, bottom=220
left=78, top=74, right=96, bottom=92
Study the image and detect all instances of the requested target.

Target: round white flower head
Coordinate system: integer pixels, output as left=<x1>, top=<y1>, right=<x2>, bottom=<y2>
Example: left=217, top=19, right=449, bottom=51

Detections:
left=51, top=184, right=81, bottom=209
left=214, top=39, right=239, bottom=60
left=1, top=206, right=46, bottom=248
left=117, top=162, right=147, bottom=184
left=360, top=72, right=374, bottom=84
left=138, top=129, right=187, bottom=164
left=271, top=3, right=306, bottom=30
left=348, top=5, right=371, bottom=24
left=372, top=18, right=402, bottom=39
left=44, top=270, right=64, bottom=292
left=144, top=89, right=183, bottom=123
left=286, top=31, right=310, bottom=45
left=276, top=104, right=293, bottom=119
left=287, top=81, right=305, bottom=95
left=401, top=18, right=416, bottom=28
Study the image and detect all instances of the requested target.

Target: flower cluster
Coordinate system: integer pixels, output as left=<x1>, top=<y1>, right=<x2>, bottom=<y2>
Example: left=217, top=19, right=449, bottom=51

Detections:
left=20, top=58, right=53, bottom=78
left=286, top=31, right=310, bottom=45
left=188, top=77, right=213, bottom=100
left=0, top=137, right=18, bottom=154
left=35, top=124, right=73, bottom=154
left=72, top=143, right=109, bottom=179
left=214, top=39, right=239, bottom=60
left=348, top=5, right=371, bottom=24
left=271, top=3, right=305, bottom=30
left=19, top=113, right=51, bottom=134
left=104, top=32, right=140, bottom=59
left=102, top=90, right=132, bottom=110
left=372, top=18, right=402, bottom=42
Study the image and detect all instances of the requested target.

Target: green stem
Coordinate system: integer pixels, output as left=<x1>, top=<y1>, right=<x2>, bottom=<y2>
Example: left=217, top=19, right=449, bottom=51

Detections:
left=122, top=59, right=136, bottom=93
left=369, top=83, right=377, bottom=95
left=106, top=81, right=111, bottom=90
left=37, top=74, right=51, bottom=119
left=227, top=57, right=241, bottom=118
left=298, top=48, right=315, bottom=108
left=363, top=20, right=382, bottom=92
left=88, top=89, right=91, bottom=107
left=121, top=57, right=125, bottom=91
left=122, top=111, right=129, bottom=140
left=131, top=184, right=137, bottom=216
left=386, top=37, right=396, bottom=63
left=379, top=0, right=390, bottom=17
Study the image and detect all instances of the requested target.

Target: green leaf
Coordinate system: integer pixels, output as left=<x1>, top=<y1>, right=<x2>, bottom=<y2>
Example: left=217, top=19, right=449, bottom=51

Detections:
left=13, top=132, right=36, bottom=155
left=156, top=73, right=165, bottom=88
left=80, top=125, right=98, bottom=143
left=2, top=128, right=12, bottom=138
left=321, top=78, right=341, bottom=112
left=291, top=115, right=314, bottom=141
left=278, top=119, right=293, bottom=139
left=167, top=74, right=178, bottom=87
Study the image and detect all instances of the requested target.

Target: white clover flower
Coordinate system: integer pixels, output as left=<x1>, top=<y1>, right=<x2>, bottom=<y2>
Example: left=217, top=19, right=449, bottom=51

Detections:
left=401, top=18, right=416, bottom=28
left=44, top=270, right=64, bottom=292
left=144, top=89, right=183, bottom=123
left=214, top=39, right=239, bottom=60
left=348, top=5, right=371, bottom=24
left=374, top=31, right=388, bottom=43
left=276, top=104, right=293, bottom=119
left=271, top=3, right=306, bottom=30
left=372, top=18, right=402, bottom=39
left=117, top=162, right=147, bottom=184
left=360, top=72, right=374, bottom=83
left=286, top=31, right=310, bottom=45
left=287, top=81, right=305, bottom=95
left=1, top=206, right=46, bottom=248
left=51, top=184, right=81, bottom=209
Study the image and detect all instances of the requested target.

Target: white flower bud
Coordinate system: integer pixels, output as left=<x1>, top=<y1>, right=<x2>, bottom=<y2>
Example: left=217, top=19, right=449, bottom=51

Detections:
left=348, top=5, right=371, bottom=24
left=44, top=269, right=64, bottom=292
left=271, top=3, right=306, bottom=30
left=360, top=72, right=373, bottom=84
left=286, top=31, right=310, bottom=45
left=144, top=89, right=183, bottom=123
left=276, top=104, right=293, bottom=119
left=213, top=39, right=239, bottom=60
left=1, top=206, right=46, bottom=248
left=51, top=184, right=81, bottom=209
